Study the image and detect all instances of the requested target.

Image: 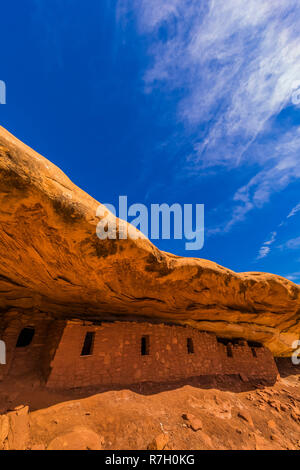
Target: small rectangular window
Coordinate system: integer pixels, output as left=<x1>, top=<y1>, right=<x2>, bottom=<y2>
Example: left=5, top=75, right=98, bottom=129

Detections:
left=226, top=344, right=233, bottom=358
left=141, top=335, right=150, bottom=355
left=251, top=347, right=257, bottom=358
left=81, top=332, right=95, bottom=356
left=16, top=327, right=35, bottom=348
left=187, top=337, right=194, bottom=354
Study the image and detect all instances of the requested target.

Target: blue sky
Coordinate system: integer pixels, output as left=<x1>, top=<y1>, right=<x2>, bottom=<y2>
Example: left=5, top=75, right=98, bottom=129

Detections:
left=1, top=0, right=300, bottom=282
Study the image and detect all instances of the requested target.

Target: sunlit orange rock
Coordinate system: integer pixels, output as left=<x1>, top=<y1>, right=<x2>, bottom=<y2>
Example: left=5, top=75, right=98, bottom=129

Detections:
left=0, top=126, right=299, bottom=356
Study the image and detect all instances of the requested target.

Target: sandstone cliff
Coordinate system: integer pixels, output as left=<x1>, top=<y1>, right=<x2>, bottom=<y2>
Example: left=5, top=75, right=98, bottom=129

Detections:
left=0, top=126, right=299, bottom=355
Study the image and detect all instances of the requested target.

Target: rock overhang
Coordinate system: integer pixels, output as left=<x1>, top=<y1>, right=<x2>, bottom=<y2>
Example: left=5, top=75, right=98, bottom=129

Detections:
left=0, top=125, right=299, bottom=356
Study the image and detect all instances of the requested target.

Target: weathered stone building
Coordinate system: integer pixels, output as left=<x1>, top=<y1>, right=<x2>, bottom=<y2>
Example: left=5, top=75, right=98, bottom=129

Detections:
left=0, top=314, right=279, bottom=389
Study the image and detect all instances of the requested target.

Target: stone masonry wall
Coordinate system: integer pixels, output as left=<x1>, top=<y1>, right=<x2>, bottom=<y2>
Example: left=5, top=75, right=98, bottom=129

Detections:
left=46, top=321, right=278, bottom=389
left=0, top=313, right=54, bottom=381
left=41, top=320, right=66, bottom=379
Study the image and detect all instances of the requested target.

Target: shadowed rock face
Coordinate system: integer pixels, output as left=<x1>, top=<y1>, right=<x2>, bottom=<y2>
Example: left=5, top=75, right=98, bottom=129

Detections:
left=0, top=126, right=299, bottom=356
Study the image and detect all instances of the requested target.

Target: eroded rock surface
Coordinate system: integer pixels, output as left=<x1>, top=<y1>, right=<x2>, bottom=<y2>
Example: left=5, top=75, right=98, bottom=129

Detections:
left=1, top=360, right=300, bottom=450
left=0, top=126, right=299, bottom=355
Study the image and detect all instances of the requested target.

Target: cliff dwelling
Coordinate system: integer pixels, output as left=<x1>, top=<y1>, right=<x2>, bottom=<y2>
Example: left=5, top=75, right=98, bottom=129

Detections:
left=0, top=126, right=298, bottom=395
left=0, top=315, right=279, bottom=389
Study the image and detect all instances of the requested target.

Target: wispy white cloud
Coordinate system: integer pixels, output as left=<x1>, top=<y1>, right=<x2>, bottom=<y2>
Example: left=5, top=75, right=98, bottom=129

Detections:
left=257, top=246, right=270, bottom=260
left=256, top=231, right=277, bottom=259
left=264, top=232, right=277, bottom=246
left=118, top=0, right=300, bottom=232
left=225, top=129, right=300, bottom=229
left=119, top=0, right=300, bottom=161
left=287, top=202, right=300, bottom=218
left=281, top=236, right=300, bottom=250
left=117, top=0, right=182, bottom=33
left=284, top=271, right=300, bottom=283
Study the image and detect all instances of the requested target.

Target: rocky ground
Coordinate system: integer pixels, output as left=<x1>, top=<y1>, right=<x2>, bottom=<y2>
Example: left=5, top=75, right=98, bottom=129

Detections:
left=0, top=359, right=299, bottom=450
